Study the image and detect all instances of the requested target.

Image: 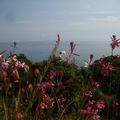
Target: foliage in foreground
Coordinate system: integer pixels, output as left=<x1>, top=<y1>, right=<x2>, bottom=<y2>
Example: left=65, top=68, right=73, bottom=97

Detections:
left=1, top=53, right=120, bottom=120
left=0, top=35, right=120, bottom=120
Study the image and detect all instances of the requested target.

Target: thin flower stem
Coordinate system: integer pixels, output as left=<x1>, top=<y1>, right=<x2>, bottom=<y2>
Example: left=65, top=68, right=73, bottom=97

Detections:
left=3, top=99, right=8, bottom=120
left=58, top=100, right=75, bottom=120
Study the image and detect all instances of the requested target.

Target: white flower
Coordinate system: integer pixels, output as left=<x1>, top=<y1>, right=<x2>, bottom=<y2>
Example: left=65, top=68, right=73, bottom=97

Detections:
left=13, top=56, right=18, bottom=62
left=59, top=50, right=67, bottom=61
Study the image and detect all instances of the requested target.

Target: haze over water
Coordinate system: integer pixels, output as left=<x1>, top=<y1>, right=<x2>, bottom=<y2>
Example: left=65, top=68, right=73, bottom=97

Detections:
left=0, top=40, right=120, bottom=67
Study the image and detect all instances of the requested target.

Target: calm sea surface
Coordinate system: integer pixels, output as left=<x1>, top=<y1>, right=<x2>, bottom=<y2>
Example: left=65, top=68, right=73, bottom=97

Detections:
left=0, top=41, right=120, bottom=67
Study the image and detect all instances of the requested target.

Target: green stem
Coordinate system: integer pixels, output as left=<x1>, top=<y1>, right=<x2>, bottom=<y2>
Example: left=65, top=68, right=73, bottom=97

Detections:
left=58, top=100, right=74, bottom=120
left=15, top=90, right=21, bottom=111
left=111, top=49, right=113, bottom=56
left=3, top=99, right=8, bottom=120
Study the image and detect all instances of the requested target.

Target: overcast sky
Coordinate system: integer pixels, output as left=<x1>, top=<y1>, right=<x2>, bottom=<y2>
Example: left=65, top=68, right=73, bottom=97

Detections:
left=0, top=0, right=120, bottom=42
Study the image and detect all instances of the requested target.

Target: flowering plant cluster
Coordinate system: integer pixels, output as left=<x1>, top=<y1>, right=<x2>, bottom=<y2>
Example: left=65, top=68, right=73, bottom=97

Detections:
left=98, top=58, right=115, bottom=76
left=80, top=99, right=105, bottom=120
left=1, top=35, right=120, bottom=120
left=110, top=35, right=120, bottom=55
left=34, top=70, right=66, bottom=116
left=0, top=52, right=29, bottom=80
left=89, top=52, right=120, bottom=119
left=80, top=80, right=104, bottom=120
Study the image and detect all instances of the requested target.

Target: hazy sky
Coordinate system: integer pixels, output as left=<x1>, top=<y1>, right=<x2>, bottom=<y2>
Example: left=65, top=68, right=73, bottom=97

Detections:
left=0, top=0, right=120, bottom=42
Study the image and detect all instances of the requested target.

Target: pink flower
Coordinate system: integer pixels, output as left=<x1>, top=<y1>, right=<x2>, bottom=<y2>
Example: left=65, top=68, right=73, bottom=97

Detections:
left=80, top=106, right=98, bottom=118
left=110, top=35, right=120, bottom=50
left=98, top=58, right=105, bottom=68
left=41, top=93, right=54, bottom=107
left=80, top=99, right=105, bottom=120
left=83, top=91, right=93, bottom=100
left=41, top=93, right=50, bottom=104
left=111, top=39, right=120, bottom=49
left=91, top=81, right=100, bottom=89
left=98, top=59, right=115, bottom=76
left=45, top=71, right=57, bottom=82
left=106, top=62, right=115, bottom=71
left=96, top=100, right=105, bottom=110
left=103, top=62, right=115, bottom=76
left=35, top=82, right=54, bottom=92
left=66, top=41, right=76, bottom=65
left=93, top=115, right=100, bottom=120
left=80, top=109, right=87, bottom=115
left=88, top=100, right=96, bottom=105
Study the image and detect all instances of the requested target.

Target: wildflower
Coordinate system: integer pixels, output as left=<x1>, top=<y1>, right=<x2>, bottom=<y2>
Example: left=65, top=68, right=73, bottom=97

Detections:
left=51, top=34, right=60, bottom=56
left=84, top=54, right=94, bottom=68
left=110, top=35, right=120, bottom=55
left=35, top=82, right=54, bottom=92
left=91, top=81, right=100, bottom=89
left=41, top=93, right=55, bottom=108
left=93, top=115, right=100, bottom=120
left=66, top=41, right=76, bottom=65
left=106, top=62, right=114, bottom=71
left=45, top=71, right=58, bottom=82
left=80, top=106, right=96, bottom=118
left=80, top=99, right=105, bottom=120
left=83, top=91, right=93, bottom=100
left=102, top=62, right=115, bottom=76
left=35, top=83, right=46, bottom=92
left=80, top=109, right=87, bottom=115
left=88, top=100, right=96, bottom=105
left=13, top=55, right=17, bottom=62
left=96, top=100, right=105, bottom=110
left=98, top=59, right=115, bottom=76
left=111, top=35, right=120, bottom=49
left=98, top=58, right=104, bottom=67
left=59, top=50, right=67, bottom=61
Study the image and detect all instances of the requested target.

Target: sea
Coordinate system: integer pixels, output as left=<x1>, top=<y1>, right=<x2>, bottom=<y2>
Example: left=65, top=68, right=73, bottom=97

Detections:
left=0, top=40, right=120, bottom=67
